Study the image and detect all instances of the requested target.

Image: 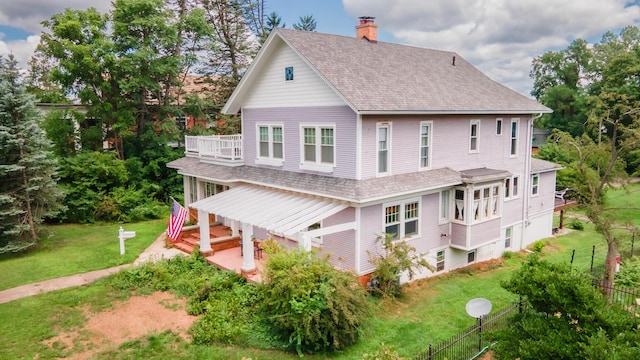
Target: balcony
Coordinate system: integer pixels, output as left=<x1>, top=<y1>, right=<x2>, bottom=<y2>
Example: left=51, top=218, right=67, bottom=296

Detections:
left=185, top=135, right=243, bottom=165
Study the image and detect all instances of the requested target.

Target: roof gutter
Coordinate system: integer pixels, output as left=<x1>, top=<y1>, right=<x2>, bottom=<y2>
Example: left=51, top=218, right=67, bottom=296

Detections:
left=357, top=109, right=553, bottom=116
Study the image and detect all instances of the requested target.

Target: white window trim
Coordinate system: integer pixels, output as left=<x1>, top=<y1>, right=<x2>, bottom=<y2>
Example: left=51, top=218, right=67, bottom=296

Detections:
left=383, top=197, right=421, bottom=240
left=299, top=123, right=336, bottom=173
left=504, top=175, right=520, bottom=201
left=473, top=185, right=502, bottom=223
left=439, top=189, right=451, bottom=224
left=531, top=173, right=540, bottom=196
left=505, top=226, right=513, bottom=249
left=436, top=249, right=445, bottom=272
left=469, top=119, right=480, bottom=153
left=256, top=123, right=284, bottom=166
left=454, top=184, right=502, bottom=225
left=496, top=118, right=503, bottom=135
left=376, top=122, right=392, bottom=176
left=419, top=120, right=433, bottom=170
left=510, top=118, right=519, bottom=157
left=453, top=188, right=466, bottom=224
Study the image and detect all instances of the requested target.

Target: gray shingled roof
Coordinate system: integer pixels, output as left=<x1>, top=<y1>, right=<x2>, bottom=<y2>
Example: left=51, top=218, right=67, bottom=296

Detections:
left=530, top=158, right=563, bottom=173
left=271, top=29, right=550, bottom=114
left=167, top=157, right=462, bottom=203
left=460, top=168, right=512, bottom=183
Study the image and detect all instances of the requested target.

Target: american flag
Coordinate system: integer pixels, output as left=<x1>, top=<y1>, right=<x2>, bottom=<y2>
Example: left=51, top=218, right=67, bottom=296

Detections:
left=167, top=199, right=188, bottom=240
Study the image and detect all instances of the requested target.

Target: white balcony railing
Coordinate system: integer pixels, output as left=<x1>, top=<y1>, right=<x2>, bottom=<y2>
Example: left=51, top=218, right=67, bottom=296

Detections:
left=185, top=135, right=243, bottom=164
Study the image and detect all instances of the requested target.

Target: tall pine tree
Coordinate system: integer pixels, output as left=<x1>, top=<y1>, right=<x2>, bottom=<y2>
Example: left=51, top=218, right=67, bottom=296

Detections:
left=0, top=56, right=64, bottom=253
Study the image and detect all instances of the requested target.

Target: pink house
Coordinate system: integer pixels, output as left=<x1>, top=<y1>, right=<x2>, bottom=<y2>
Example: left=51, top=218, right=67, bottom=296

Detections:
left=168, top=18, right=559, bottom=281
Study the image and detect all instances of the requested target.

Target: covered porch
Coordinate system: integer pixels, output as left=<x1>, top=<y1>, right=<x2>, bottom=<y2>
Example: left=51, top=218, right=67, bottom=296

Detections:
left=189, top=185, right=356, bottom=277
left=170, top=224, right=268, bottom=282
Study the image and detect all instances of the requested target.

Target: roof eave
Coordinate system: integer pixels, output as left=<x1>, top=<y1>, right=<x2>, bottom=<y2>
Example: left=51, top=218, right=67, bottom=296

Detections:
left=357, top=109, right=553, bottom=116
left=222, top=29, right=360, bottom=115
left=221, top=31, right=283, bottom=115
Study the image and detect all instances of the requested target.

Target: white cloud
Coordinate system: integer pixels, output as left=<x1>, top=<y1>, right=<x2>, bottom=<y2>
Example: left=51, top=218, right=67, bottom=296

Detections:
left=0, top=35, right=41, bottom=68
left=343, top=0, right=640, bottom=95
left=0, top=1, right=112, bottom=33
left=0, top=1, right=113, bottom=69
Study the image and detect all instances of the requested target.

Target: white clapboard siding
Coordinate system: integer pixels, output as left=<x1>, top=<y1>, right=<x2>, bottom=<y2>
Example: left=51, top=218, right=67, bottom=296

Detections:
left=243, top=40, right=347, bottom=109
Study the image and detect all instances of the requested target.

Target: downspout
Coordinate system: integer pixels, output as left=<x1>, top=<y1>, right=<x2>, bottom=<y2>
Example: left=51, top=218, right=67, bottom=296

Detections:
left=520, top=114, right=540, bottom=248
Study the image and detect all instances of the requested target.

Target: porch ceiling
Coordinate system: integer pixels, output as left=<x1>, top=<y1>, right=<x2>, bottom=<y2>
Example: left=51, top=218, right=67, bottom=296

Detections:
left=189, top=185, right=349, bottom=237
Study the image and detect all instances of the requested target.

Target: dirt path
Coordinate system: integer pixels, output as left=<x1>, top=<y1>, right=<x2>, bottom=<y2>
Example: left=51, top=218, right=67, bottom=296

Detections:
left=40, top=291, right=197, bottom=359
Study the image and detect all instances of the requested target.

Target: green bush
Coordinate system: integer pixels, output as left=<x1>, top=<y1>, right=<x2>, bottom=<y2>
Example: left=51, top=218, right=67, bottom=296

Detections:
left=259, top=249, right=370, bottom=354
left=503, top=251, right=514, bottom=259
left=532, top=240, right=546, bottom=252
left=367, top=233, right=433, bottom=298
left=570, top=219, right=585, bottom=230
left=615, top=257, right=640, bottom=288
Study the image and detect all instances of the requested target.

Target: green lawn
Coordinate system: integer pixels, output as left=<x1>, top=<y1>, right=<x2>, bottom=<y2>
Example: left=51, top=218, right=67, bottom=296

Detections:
left=606, top=182, right=640, bottom=227
left=0, top=220, right=167, bottom=291
left=0, top=196, right=628, bottom=359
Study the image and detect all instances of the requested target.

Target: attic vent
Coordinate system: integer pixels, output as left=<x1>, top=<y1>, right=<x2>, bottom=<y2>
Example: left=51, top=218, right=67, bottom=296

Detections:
left=285, top=66, right=294, bottom=81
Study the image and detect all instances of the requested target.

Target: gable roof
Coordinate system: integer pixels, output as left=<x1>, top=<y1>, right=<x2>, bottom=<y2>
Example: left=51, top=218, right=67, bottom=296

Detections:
left=224, top=28, right=551, bottom=115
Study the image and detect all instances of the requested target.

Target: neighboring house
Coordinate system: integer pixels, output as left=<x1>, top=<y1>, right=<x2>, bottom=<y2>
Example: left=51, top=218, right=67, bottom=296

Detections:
left=532, top=127, right=551, bottom=154
left=168, top=17, right=560, bottom=282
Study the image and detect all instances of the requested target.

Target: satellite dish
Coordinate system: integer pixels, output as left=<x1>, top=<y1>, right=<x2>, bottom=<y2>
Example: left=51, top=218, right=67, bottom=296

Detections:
left=465, top=298, right=492, bottom=318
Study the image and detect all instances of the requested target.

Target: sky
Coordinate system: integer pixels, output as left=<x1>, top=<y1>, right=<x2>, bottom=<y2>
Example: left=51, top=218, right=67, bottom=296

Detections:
left=1, top=0, right=640, bottom=96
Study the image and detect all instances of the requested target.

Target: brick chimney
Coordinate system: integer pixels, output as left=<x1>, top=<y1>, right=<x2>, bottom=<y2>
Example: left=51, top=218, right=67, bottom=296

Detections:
left=356, top=16, right=377, bottom=42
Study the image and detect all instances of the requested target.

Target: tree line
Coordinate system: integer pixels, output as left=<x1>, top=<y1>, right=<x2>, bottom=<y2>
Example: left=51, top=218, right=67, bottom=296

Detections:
left=0, top=0, right=316, bottom=253
left=532, top=25, right=640, bottom=290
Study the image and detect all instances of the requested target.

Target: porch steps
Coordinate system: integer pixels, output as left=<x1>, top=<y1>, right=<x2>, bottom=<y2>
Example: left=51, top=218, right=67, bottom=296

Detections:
left=170, top=225, right=240, bottom=255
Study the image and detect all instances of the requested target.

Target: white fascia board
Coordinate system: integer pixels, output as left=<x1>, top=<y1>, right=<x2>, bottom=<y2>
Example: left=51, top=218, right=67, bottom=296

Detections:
left=222, top=31, right=281, bottom=115
left=358, top=109, right=553, bottom=116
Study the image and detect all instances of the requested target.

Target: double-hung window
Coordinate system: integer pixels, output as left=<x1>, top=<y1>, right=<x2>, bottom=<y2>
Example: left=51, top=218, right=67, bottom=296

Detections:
left=504, top=175, right=519, bottom=200
left=419, top=121, right=432, bottom=169
left=510, top=119, right=519, bottom=156
left=469, top=120, right=480, bottom=153
left=384, top=199, right=420, bottom=239
left=439, top=189, right=450, bottom=223
left=300, top=124, right=335, bottom=172
left=505, top=227, right=512, bottom=248
left=531, top=174, right=539, bottom=196
left=454, top=189, right=465, bottom=221
left=188, top=176, right=198, bottom=204
left=496, top=118, right=502, bottom=135
left=377, top=123, right=391, bottom=175
left=257, top=124, right=283, bottom=165
left=456, top=185, right=501, bottom=224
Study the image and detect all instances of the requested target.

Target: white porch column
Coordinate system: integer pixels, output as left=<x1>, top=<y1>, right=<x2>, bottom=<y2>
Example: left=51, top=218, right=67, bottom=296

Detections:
left=231, top=220, right=240, bottom=237
left=297, top=232, right=312, bottom=252
left=241, top=222, right=255, bottom=273
left=198, top=209, right=212, bottom=254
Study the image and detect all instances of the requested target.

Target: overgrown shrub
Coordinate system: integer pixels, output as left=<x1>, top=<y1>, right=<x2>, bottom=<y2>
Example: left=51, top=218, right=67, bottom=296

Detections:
left=367, top=233, right=433, bottom=298
left=259, top=249, right=370, bottom=354
left=615, top=257, right=640, bottom=288
left=494, top=255, right=640, bottom=359
left=503, top=251, right=514, bottom=259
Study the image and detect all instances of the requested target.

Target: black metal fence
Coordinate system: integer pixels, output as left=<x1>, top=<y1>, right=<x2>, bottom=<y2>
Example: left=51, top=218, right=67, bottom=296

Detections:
left=413, top=283, right=640, bottom=360
left=592, top=281, right=640, bottom=316
left=414, top=301, right=526, bottom=360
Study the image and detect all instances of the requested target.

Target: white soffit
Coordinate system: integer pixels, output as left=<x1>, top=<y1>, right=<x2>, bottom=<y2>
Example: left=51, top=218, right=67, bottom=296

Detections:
left=190, top=186, right=350, bottom=237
